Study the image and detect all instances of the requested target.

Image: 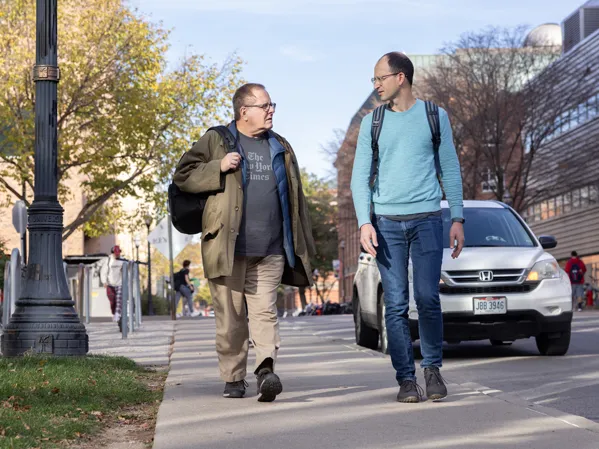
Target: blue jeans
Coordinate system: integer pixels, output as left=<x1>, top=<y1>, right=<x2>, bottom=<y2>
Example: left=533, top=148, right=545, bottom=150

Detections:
left=176, top=285, right=195, bottom=316
left=374, top=214, right=444, bottom=383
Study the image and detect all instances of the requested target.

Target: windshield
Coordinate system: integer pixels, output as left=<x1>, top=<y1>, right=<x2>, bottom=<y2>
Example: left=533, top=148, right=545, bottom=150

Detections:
left=441, top=207, right=536, bottom=248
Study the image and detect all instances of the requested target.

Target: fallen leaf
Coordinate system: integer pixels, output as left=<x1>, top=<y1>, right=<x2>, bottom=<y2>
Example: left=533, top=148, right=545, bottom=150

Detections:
left=24, top=423, right=30, bottom=431
left=75, top=432, right=81, bottom=438
left=51, top=387, right=60, bottom=394
left=91, top=411, right=103, bottom=416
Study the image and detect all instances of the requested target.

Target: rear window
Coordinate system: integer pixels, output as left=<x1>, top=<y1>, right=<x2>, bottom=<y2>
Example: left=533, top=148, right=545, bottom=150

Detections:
left=441, top=207, right=535, bottom=248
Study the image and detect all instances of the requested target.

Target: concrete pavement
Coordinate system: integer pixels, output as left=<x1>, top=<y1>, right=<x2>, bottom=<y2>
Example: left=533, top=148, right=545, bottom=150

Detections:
left=152, top=317, right=599, bottom=449
left=86, top=317, right=175, bottom=366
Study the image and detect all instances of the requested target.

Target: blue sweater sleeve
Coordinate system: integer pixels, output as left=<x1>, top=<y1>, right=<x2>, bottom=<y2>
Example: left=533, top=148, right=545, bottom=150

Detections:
left=350, top=115, right=373, bottom=229
left=438, top=108, right=464, bottom=220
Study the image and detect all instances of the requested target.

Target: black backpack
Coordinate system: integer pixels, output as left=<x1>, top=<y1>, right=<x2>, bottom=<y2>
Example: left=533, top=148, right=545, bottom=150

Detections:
left=369, top=100, right=442, bottom=189
left=168, top=126, right=237, bottom=235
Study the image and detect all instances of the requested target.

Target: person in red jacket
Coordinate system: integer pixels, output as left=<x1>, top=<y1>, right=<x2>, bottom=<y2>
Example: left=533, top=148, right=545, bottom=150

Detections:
left=565, top=251, right=587, bottom=312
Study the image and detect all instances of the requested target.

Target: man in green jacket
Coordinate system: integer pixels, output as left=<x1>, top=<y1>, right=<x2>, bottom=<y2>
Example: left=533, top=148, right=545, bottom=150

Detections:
left=174, top=83, right=316, bottom=402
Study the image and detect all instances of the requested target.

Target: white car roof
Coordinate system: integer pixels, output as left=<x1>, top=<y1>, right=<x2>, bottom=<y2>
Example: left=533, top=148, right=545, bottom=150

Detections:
left=440, top=200, right=506, bottom=209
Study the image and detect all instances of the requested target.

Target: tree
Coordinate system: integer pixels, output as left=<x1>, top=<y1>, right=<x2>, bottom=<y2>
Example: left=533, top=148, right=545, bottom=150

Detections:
left=299, top=169, right=338, bottom=306
left=0, top=0, right=244, bottom=240
left=423, top=26, right=592, bottom=211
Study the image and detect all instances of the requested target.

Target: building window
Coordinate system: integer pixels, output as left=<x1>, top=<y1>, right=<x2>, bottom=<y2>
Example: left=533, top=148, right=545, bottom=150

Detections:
left=572, top=189, right=581, bottom=209
left=555, top=195, right=563, bottom=216
left=547, top=197, right=556, bottom=218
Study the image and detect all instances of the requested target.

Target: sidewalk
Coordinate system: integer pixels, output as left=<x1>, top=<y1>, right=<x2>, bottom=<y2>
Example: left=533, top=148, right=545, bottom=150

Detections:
left=87, top=317, right=175, bottom=366
left=153, top=319, right=599, bottom=449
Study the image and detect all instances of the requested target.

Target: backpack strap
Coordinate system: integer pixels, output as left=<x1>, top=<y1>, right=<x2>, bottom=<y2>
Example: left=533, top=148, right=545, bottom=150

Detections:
left=425, top=100, right=442, bottom=178
left=369, top=105, right=386, bottom=189
left=207, top=125, right=236, bottom=153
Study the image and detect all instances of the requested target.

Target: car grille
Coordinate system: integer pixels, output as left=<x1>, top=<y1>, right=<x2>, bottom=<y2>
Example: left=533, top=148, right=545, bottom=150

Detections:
left=444, top=269, right=525, bottom=284
left=439, top=283, right=539, bottom=295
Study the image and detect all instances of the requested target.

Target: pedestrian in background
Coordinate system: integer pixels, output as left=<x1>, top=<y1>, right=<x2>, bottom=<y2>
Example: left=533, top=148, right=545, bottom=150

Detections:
left=99, top=245, right=126, bottom=332
left=565, top=251, right=587, bottom=312
left=174, top=260, right=200, bottom=318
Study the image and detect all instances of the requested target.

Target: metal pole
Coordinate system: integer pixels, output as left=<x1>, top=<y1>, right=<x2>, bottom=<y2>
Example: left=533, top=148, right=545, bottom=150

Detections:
left=22, top=182, right=27, bottom=266
left=128, top=262, right=134, bottom=333
left=167, top=213, right=176, bottom=321
left=134, top=263, right=142, bottom=328
left=84, top=266, right=90, bottom=325
left=146, top=223, right=153, bottom=315
left=1, top=0, right=87, bottom=356
left=121, top=265, right=129, bottom=339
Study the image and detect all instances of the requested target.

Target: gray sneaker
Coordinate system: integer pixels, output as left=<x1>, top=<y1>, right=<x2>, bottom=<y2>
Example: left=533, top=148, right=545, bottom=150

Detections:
left=424, top=367, right=447, bottom=401
left=256, top=369, right=283, bottom=402
left=223, top=380, right=248, bottom=399
left=397, top=380, right=424, bottom=403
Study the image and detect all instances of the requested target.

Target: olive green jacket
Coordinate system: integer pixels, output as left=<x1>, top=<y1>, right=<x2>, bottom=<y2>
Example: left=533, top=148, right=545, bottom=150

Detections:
left=173, top=128, right=316, bottom=287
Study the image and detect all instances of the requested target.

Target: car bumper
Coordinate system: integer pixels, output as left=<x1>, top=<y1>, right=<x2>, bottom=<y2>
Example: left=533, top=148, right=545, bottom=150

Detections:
left=409, top=310, right=573, bottom=342
left=408, top=278, right=573, bottom=341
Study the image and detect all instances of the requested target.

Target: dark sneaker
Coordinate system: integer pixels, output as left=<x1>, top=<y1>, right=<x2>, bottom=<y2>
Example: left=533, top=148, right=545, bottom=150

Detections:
left=223, top=380, right=248, bottom=399
left=256, top=369, right=283, bottom=402
left=424, top=367, right=447, bottom=401
left=397, top=380, right=424, bottom=403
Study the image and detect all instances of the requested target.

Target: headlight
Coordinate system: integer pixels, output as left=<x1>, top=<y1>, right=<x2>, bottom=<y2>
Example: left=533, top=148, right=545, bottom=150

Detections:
left=527, top=259, right=560, bottom=281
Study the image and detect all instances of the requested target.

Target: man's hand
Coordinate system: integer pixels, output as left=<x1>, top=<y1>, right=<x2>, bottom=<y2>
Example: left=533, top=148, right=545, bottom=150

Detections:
left=220, top=152, right=241, bottom=172
left=360, top=224, right=378, bottom=257
left=449, top=222, right=465, bottom=259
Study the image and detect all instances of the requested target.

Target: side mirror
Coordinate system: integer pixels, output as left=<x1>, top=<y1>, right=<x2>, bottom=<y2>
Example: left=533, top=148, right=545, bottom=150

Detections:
left=538, top=235, right=557, bottom=249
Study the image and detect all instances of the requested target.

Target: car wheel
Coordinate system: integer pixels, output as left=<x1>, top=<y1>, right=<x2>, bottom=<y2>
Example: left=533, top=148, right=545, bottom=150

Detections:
left=354, top=296, right=379, bottom=350
left=536, top=329, right=571, bottom=356
left=490, top=340, right=513, bottom=346
left=378, top=293, right=388, bottom=354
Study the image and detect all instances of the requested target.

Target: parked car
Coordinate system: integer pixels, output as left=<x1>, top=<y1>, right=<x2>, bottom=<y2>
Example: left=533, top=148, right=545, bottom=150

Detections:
left=352, top=200, right=573, bottom=356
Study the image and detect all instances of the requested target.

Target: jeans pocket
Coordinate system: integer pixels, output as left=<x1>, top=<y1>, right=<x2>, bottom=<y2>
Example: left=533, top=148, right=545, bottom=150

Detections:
left=417, top=218, right=443, bottom=254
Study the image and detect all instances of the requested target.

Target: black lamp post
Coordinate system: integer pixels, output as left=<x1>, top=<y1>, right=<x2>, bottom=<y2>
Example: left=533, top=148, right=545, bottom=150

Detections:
left=1, top=0, right=88, bottom=356
left=144, top=215, right=154, bottom=315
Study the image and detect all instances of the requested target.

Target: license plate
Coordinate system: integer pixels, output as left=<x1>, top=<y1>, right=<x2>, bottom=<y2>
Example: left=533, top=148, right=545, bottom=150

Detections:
left=473, top=296, right=507, bottom=315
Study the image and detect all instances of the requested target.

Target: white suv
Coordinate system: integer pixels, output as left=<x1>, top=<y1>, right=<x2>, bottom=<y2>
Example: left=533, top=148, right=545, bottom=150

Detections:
left=352, top=200, right=573, bottom=356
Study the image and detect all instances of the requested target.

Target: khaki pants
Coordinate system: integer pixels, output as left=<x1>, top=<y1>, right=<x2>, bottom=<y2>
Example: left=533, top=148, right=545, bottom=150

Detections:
left=208, top=255, right=285, bottom=382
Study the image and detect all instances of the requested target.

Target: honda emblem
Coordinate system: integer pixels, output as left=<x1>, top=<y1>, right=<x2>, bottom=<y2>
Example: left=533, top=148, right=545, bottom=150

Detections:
left=479, top=271, right=494, bottom=282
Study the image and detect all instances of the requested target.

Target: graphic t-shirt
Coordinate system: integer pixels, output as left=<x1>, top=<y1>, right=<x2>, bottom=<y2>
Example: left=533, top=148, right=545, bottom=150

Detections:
left=235, top=132, right=284, bottom=257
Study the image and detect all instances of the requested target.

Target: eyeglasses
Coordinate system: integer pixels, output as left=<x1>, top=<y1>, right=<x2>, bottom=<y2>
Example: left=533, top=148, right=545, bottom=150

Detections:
left=243, top=102, right=276, bottom=112
left=371, top=72, right=401, bottom=85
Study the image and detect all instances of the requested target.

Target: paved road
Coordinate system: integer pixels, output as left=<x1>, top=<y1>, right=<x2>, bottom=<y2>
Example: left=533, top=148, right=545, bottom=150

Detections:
left=296, top=312, right=599, bottom=423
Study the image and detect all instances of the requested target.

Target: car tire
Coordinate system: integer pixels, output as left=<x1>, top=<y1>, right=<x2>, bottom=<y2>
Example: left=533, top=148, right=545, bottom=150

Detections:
left=354, top=296, right=379, bottom=350
left=378, top=293, right=388, bottom=355
left=536, top=329, right=571, bottom=356
left=490, top=340, right=513, bottom=346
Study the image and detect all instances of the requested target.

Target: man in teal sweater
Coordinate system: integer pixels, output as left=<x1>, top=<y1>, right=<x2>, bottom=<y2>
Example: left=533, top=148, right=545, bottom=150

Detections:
left=351, top=52, right=465, bottom=403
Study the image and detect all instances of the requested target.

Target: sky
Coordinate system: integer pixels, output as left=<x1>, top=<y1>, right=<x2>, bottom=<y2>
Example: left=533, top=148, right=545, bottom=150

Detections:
left=129, top=0, right=578, bottom=181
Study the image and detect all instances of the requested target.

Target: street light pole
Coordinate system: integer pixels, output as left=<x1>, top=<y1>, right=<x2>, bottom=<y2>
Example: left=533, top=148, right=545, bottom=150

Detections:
left=2, top=0, right=88, bottom=356
left=144, top=216, right=154, bottom=316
